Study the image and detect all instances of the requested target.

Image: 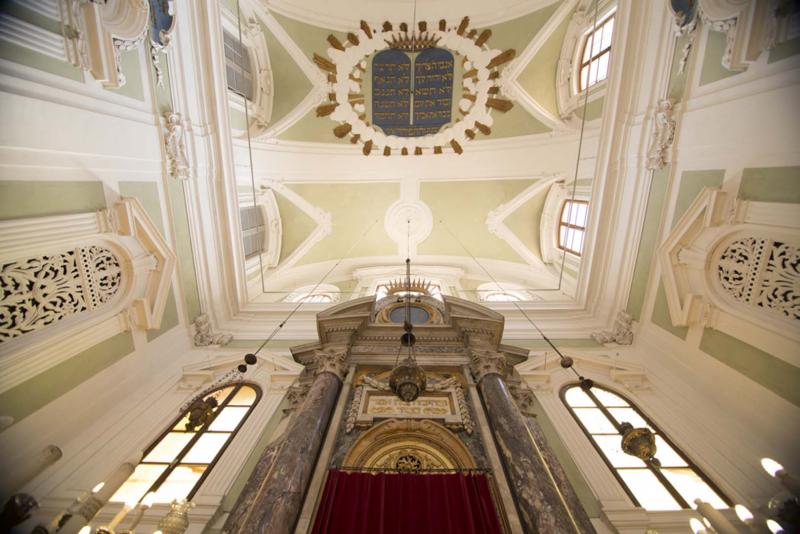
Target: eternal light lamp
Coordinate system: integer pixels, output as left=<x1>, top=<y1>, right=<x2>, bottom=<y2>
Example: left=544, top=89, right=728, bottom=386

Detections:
left=388, top=257, right=426, bottom=402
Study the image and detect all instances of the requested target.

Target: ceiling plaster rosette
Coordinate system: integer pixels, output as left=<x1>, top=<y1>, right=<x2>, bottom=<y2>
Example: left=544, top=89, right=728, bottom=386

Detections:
left=314, top=17, right=516, bottom=155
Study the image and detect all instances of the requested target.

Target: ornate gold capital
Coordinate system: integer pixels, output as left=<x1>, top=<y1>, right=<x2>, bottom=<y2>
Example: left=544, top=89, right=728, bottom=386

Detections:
left=313, top=346, right=349, bottom=380
left=469, top=349, right=508, bottom=382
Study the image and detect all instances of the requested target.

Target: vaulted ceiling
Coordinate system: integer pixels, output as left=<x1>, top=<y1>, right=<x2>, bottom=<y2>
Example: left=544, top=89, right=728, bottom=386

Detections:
left=223, top=0, right=606, bottom=305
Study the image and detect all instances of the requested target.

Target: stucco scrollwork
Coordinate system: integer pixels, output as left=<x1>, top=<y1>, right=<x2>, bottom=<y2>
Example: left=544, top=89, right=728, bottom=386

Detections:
left=0, top=246, right=122, bottom=342
left=591, top=311, right=635, bottom=345
left=191, top=314, right=232, bottom=346
left=164, top=112, right=191, bottom=180
left=717, top=238, right=800, bottom=321
left=646, top=99, right=676, bottom=171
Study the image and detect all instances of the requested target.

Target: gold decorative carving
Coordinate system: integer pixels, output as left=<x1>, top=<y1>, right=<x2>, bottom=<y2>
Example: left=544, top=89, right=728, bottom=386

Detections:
left=343, top=419, right=476, bottom=469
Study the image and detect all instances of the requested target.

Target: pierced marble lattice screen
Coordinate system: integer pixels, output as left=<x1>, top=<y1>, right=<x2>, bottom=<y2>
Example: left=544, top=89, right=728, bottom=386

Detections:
left=0, top=246, right=122, bottom=342
left=717, top=238, right=800, bottom=321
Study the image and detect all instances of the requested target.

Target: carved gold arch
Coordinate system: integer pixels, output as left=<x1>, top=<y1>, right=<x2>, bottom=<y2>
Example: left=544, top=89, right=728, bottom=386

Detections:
left=342, top=419, right=476, bottom=471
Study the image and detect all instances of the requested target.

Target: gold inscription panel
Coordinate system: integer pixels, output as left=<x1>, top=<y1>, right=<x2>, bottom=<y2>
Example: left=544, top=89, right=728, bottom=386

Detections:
left=365, top=393, right=453, bottom=418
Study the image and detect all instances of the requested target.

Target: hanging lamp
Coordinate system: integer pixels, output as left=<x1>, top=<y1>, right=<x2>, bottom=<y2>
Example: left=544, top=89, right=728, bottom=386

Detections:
left=389, top=257, right=427, bottom=402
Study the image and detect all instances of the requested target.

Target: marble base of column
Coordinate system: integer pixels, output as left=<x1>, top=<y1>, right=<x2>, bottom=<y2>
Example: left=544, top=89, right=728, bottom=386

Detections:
left=224, top=372, right=341, bottom=534
left=480, top=374, right=596, bottom=534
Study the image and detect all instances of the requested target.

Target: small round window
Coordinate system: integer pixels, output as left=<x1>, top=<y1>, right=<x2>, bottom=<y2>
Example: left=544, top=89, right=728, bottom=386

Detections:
left=389, top=306, right=430, bottom=324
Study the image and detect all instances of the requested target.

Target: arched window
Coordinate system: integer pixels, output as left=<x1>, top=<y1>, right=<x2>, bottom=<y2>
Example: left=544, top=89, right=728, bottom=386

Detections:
left=223, top=30, right=255, bottom=100
left=562, top=384, right=730, bottom=511
left=284, top=284, right=340, bottom=304
left=558, top=200, right=589, bottom=256
left=110, top=383, right=260, bottom=504
left=578, top=11, right=614, bottom=92
left=483, top=292, right=521, bottom=302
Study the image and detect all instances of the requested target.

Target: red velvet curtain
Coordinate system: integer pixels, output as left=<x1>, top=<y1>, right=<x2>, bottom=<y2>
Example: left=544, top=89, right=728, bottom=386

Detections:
left=311, top=470, right=503, bottom=534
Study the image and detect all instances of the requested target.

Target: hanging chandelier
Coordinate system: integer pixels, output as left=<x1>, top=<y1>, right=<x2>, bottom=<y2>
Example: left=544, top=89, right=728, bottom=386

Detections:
left=389, top=257, right=427, bottom=402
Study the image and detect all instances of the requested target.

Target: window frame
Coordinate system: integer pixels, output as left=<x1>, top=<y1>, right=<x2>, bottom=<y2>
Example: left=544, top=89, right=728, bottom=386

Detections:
left=577, top=11, right=615, bottom=93
left=112, top=383, right=261, bottom=504
left=560, top=383, right=732, bottom=510
left=557, top=199, right=589, bottom=257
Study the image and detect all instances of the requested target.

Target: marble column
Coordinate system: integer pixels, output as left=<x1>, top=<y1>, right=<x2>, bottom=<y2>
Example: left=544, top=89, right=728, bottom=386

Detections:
left=470, top=350, right=596, bottom=534
left=223, top=347, right=348, bottom=534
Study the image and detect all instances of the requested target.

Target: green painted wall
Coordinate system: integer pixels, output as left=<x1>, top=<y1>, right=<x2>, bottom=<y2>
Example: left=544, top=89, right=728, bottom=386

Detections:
left=108, top=49, right=145, bottom=101
left=738, top=166, right=800, bottom=204
left=278, top=109, right=351, bottom=144
left=0, top=41, right=83, bottom=81
left=504, top=185, right=549, bottom=259
left=490, top=104, right=552, bottom=138
left=0, top=180, right=106, bottom=220
left=0, top=2, right=60, bottom=34
left=420, top=179, right=535, bottom=262
left=769, top=36, right=800, bottom=63
left=261, top=17, right=314, bottom=127
left=291, top=182, right=399, bottom=265
left=146, top=289, right=179, bottom=342
left=273, top=190, right=318, bottom=263
left=671, top=170, right=725, bottom=228
left=0, top=331, right=134, bottom=427
left=517, top=12, right=572, bottom=118
left=529, top=394, right=602, bottom=517
left=484, top=3, right=561, bottom=54
left=119, top=181, right=165, bottom=234
left=626, top=168, right=669, bottom=320
left=651, top=283, right=688, bottom=340
left=167, top=179, right=202, bottom=321
left=700, top=329, right=800, bottom=407
left=699, top=29, right=743, bottom=86
left=574, top=97, right=604, bottom=121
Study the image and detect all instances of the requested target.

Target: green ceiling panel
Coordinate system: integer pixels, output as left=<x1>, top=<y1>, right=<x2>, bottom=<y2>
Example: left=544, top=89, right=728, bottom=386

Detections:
left=738, top=166, right=800, bottom=204
left=290, top=182, right=399, bottom=265
left=273, top=190, right=318, bottom=263
left=651, top=282, right=689, bottom=340
left=419, top=179, right=535, bottom=262
left=0, top=331, right=134, bottom=428
left=503, top=183, right=549, bottom=259
left=626, top=167, right=669, bottom=320
left=769, top=36, right=800, bottom=63
left=700, top=329, right=800, bottom=407
left=278, top=108, right=351, bottom=143
left=671, top=169, right=725, bottom=228
left=489, top=105, right=552, bottom=138
left=0, top=180, right=106, bottom=220
left=700, top=29, right=743, bottom=86
left=482, top=3, right=561, bottom=54
left=517, top=10, right=572, bottom=118
left=260, top=19, right=314, bottom=127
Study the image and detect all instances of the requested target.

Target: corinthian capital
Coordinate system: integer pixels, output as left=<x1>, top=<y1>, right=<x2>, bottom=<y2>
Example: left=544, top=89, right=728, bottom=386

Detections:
left=469, top=349, right=508, bottom=382
left=313, top=346, right=349, bottom=380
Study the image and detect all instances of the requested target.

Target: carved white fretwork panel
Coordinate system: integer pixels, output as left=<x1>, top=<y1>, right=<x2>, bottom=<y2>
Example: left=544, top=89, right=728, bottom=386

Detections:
left=0, top=246, right=122, bottom=342
left=659, top=187, right=800, bottom=356
left=0, top=198, right=176, bottom=393
left=716, top=237, right=800, bottom=321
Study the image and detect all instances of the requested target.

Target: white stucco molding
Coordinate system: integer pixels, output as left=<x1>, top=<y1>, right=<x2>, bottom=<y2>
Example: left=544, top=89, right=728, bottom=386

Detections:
left=693, top=0, right=782, bottom=71
left=486, top=174, right=561, bottom=273
left=60, top=0, right=150, bottom=88
left=658, top=187, right=800, bottom=362
left=555, top=0, right=616, bottom=121
left=220, top=6, right=275, bottom=136
left=0, top=198, right=176, bottom=393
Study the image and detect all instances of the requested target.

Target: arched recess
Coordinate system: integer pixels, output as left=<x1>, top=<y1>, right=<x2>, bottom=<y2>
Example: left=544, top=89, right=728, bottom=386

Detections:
left=0, top=198, right=176, bottom=393
left=220, top=3, right=274, bottom=137
left=342, top=419, right=476, bottom=471
left=659, top=187, right=800, bottom=359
